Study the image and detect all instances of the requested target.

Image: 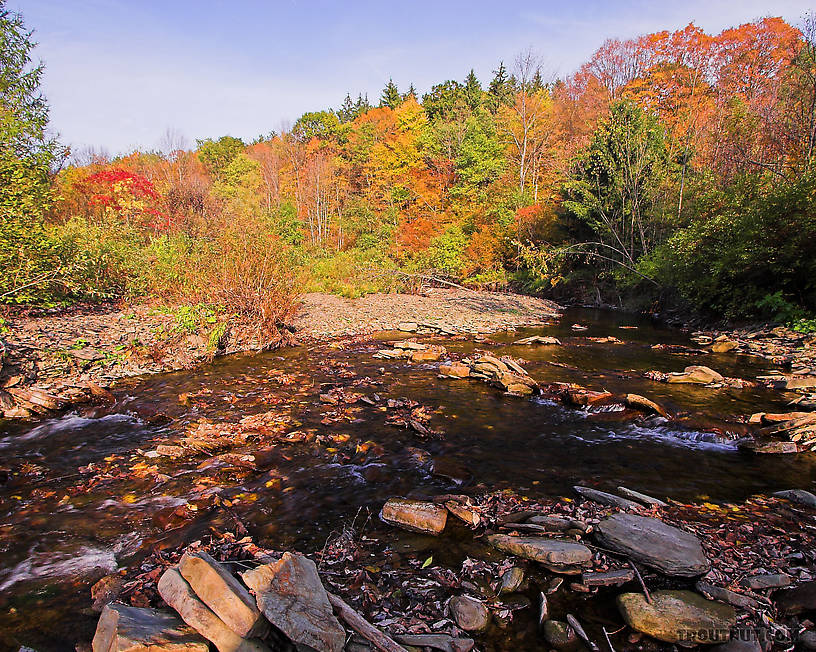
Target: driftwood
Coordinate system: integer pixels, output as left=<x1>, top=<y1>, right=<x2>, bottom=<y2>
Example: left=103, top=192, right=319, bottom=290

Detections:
left=327, top=592, right=407, bottom=652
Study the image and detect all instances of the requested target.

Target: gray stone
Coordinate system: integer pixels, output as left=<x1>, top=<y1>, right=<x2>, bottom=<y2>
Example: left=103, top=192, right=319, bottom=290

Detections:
left=485, top=534, right=592, bottom=574
left=381, top=498, right=447, bottom=534
left=773, top=489, right=816, bottom=508
left=581, top=569, right=635, bottom=587
left=595, top=513, right=709, bottom=577
left=240, top=552, right=345, bottom=652
left=617, top=590, right=736, bottom=645
left=92, top=603, right=209, bottom=652
left=157, top=568, right=268, bottom=652
left=573, top=486, right=641, bottom=511
left=449, top=595, right=490, bottom=633
left=178, top=551, right=267, bottom=638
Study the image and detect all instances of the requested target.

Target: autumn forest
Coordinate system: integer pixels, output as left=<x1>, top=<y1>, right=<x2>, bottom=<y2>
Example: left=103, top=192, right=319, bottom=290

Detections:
left=3, top=7, right=816, bottom=329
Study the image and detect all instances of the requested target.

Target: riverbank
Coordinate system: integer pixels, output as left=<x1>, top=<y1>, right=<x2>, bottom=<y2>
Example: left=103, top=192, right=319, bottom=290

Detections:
left=0, top=289, right=560, bottom=419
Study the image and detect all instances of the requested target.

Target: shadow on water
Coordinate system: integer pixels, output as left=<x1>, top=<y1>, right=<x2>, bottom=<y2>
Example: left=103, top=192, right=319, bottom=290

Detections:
left=1, top=307, right=814, bottom=650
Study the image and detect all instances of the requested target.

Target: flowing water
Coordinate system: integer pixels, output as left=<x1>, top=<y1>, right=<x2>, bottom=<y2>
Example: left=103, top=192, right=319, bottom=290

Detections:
left=1, top=308, right=814, bottom=650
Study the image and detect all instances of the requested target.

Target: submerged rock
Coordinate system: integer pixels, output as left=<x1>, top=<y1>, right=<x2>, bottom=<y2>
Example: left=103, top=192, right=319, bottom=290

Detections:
left=381, top=497, right=448, bottom=534
left=178, top=551, right=267, bottom=638
left=92, top=604, right=209, bottom=652
left=449, top=595, right=490, bottom=633
left=499, top=567, right=525, bottom=594
left=439, top=362, right=470, bottom=378
left=543, top=620, right=579, bottom=651
left=485, top=534, right=592, bottom=574
left=595, top=513, right=709, bottom=577
left=711, top=340, right=739, bottom=353
left=240, top=552, right=345, bottom=652
left=395, top=633, right=474, bottom=652
left=739, top=440, right=798, bottom=454
left=617, top=590, right=736, bottom=645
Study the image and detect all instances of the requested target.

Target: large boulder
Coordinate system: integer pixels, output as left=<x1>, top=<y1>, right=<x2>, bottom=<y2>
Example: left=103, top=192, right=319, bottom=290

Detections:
left=92, top=603, right=209, bottom=652
left=179, top=551, right=267, bottom=638
left=240, top=552, right=345, bottom=652
left=617, top=590, right=736, bottom=645
left=381, top=497, right=447, bottom=534
left=595, top=513, right=709, bottom=577
left=485, top=534, right=592, bottom=574
left=157, top=568, right=269, bottom=652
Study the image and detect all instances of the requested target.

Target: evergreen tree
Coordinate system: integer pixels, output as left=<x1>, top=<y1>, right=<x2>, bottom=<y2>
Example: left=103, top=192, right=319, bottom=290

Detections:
left=337, top=93, right=356, bottom=122
left=463, top=69, right=483, bottom=111
left=380, top=78, right=401, bottom=109
left=487, top=61, right=513, bottom=113
left=354, top=93, right=371, bottom=115
left=403, top=83, right=418, bottom=101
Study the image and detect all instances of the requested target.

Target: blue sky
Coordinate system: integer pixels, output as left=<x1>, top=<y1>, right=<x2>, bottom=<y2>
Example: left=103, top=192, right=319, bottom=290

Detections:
left=11, top=0, right=815, bottom=154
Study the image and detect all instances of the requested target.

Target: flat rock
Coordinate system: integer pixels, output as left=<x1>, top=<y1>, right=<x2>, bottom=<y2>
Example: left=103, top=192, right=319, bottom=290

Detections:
left=595, top=513, right=709, bottom=577
left=240, top=552, right=345, bottom=652
left=395, top=633, right=474, bottom=652
left=513, top=335, right=561, bottom=345
left=773, top=489, right=816, bottom=508
left=616, top=486, right=668, bottom=508
left=178, top=551, right=267, bottom=638
left=485, top=534, right=592, bottom=574
left=398, top=322, right=418, bottom=332
left=92, top=603, right=209, bottom=652
left=381, top=498, right=447, bottom=534
left=582, top=569, right=635, bottom=587
left=439, top=362, right=470, bottom=378
left=711, top=341, right=739, bottom=353
left=740, top=573, right=790, bottom=590
left=695, top=582, right=760, bottom=610
left=617, top=590, right=736, bottom=645
left=157, top=568, right=268, bottom=652
left=667, top=365, right=724, bottom=385
left=774, top=580, right=816, bottom=615
left=573, top=486, right=641, bottom=511
left=786, top=376, right=816, bottom=390
left=449, top=595, right=490, bottom=633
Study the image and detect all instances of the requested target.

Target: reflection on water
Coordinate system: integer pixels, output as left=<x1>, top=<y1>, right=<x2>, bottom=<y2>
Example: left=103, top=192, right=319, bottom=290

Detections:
left=1, top=308, right=814, bottom=650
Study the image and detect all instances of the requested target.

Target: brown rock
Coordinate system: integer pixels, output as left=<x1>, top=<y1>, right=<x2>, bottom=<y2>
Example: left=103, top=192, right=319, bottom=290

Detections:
left=712, top=341, right=739, bottom=353
left=439, top=362, right=470, bottom=378
left=625, top=394, right=669, bottom=418
left=381, top=497, right=448, bottom=534
left=91, top=574, right=125, bottom=612
left=178, top=551, right=267, bottom=638
left=667, top=365, right=724, bottom=385
left=157, top=568, right=268, bottom=652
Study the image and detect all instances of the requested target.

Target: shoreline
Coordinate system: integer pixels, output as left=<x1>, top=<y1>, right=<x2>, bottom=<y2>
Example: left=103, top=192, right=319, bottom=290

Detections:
left=0, top=289, right=561, bottom=420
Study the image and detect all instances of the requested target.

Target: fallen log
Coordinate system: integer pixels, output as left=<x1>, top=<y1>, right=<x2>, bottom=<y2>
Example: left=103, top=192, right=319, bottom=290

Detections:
left=327, top=592, right=407, bottom=652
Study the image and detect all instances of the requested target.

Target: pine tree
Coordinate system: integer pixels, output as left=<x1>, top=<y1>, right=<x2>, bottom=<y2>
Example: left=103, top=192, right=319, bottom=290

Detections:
left=403, top=83, right=417, bottom=101
left=463, top=69, right=482, bottom=111
left=380, top=79, right=401, bottom=109
left=337, top=93, right=356, bottom=122
left=487, top=61, right=513, bottom=113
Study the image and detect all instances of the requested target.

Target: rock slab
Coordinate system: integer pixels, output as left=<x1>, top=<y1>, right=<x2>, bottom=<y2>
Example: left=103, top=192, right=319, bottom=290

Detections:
left=381, top=497, right=447, bottom=534
left=179, top=551, right=267, bottom=638
left=617, top=590, right=736, bottom=645
left=240, top=552, right=345, bottom=652
left=92, top=603, right=209, bottom=652
left=595, top=513, right=709, bottom=577
left=485, top=534, right=592, bottom=574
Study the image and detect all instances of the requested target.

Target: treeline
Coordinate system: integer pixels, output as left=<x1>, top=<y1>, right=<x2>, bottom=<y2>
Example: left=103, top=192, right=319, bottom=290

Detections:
left=2, top=2, right=816, bottom=323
